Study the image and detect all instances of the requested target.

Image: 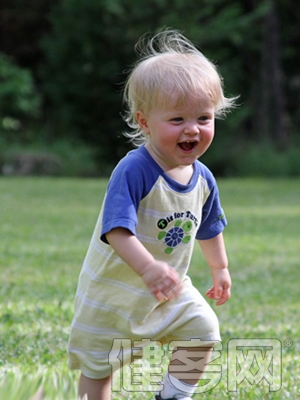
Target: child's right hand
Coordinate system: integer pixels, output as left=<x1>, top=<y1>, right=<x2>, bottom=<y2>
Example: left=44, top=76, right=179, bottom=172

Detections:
left=140, top=260, right=182, bottom=302
left=106, top=228, right=182, bottom=301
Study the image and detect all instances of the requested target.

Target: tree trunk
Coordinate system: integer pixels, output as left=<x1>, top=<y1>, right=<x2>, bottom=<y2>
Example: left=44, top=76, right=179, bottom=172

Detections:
left=260, top=0, right=287, bottom=148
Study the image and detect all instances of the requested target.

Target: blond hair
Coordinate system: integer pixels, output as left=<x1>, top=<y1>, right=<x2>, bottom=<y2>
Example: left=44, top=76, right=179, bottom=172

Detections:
left=123, top=30, right=237, bottom=146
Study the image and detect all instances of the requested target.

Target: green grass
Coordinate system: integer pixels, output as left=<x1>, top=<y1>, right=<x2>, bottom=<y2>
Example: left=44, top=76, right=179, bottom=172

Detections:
left=0, top=177, right=299, bottom=399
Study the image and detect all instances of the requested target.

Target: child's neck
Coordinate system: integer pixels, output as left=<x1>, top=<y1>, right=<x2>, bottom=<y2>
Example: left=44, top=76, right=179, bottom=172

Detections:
left=145, top=143, right=194, bottom=185
left=165, top=165, right=194, bottom=185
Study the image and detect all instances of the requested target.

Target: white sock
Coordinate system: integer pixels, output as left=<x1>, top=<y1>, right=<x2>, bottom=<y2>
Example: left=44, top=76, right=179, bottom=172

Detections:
left=160, top=373, right=197, bottom=399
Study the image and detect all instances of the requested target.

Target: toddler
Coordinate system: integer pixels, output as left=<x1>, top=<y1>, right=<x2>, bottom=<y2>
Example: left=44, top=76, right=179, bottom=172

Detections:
left=68, top=29, right=236, bottom=400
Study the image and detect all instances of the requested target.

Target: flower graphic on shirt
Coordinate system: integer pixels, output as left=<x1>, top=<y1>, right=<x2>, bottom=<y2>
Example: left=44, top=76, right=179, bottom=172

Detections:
left=158, top=220, right=192, bottom=254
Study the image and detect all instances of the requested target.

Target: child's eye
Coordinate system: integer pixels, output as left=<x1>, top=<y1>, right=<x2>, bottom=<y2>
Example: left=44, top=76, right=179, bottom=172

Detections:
left=198, top=116, right=208, bottom=121
left=171, top=117, right=183, bottom=122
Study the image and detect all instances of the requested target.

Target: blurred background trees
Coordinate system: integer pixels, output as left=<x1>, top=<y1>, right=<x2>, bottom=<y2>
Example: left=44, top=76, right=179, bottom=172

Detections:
left=0, top=0, right=299, bottom=176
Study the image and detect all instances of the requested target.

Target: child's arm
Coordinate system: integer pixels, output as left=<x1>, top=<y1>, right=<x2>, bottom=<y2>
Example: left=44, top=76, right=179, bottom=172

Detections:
left=106, top=227, right=182, bottom=302
left=198, top=232, right=231, bottom=306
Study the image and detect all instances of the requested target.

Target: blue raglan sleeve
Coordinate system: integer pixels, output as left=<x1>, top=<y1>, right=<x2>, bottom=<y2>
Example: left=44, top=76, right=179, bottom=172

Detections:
left=196, top=167, right=227, bottom=240
left=100, top=150, right=151, bottom=243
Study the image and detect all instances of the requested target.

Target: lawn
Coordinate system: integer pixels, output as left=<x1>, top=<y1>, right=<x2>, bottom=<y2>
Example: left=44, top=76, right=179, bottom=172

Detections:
left=0, top=177, right=299, bottom=399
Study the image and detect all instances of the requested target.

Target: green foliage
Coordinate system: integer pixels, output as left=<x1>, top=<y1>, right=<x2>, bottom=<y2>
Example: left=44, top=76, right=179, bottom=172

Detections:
left=0, top=52, right=41, bottom=121
left=0, top=177, right=299, bottom=398
left=234, top=143, right=300, bottom=177
left=39, top=0, right=269, bottom=166
left=40, top=0, right=135, bottom=164
left=1, top=0, right=299, bottom=174
left=0, top=138, right=99, bottom=177
left=201, top=131, right=300, bottom=178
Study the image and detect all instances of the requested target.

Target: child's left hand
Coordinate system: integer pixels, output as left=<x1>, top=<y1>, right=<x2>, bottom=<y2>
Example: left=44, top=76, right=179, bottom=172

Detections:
left=206, top=267, right=231, bottom=306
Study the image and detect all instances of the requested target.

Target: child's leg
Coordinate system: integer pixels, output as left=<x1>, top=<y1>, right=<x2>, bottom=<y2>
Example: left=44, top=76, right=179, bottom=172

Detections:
left=170, top=346, right=213, bottom=384
left=160, top=346, right=213, bottom=399
left=78, top=373, right=112, bottom=400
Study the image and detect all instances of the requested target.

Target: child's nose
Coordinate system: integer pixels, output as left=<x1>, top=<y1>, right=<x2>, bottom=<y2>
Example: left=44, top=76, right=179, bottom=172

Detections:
left=183, top=121, right=200, bottom=135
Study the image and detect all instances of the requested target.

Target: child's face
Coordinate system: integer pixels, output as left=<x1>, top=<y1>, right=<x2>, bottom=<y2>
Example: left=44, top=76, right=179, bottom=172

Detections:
left=136, top=94, right=215, bottom=170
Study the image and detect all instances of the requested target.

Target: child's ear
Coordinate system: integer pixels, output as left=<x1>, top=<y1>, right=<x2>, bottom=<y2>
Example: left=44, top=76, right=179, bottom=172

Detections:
left=136, top=110, right=150, bottom=134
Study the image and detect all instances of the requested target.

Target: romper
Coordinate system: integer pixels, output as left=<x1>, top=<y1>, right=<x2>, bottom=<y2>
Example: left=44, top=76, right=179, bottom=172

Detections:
left=68, top=145, right=227, bottom=379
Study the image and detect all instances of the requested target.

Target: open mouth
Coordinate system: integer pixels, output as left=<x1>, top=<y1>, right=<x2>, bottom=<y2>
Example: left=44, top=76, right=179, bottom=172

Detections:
left=178, top=141, right=196, bottom=151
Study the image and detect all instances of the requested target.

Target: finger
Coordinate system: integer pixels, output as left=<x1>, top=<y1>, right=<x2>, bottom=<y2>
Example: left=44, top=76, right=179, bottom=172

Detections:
left=163, top=278, right=182, bottom=295
left=205, top=286, right=215, bottom=298
left=159, top=282, right=182, bottom=302
left=215, top=288, right=231, bottom=306
left=154, top=287, right=177, bottom=302
left=153, top=290, right=165, bottom=301
left=206, top=286, right=223, bottom=302
left=215, top=297, right=226, bottom=306
left=155, top=291, right=173, bottom=302
left=214, top=286, right=222, bottom=300
left=161, top=288, right=176, bottom=301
